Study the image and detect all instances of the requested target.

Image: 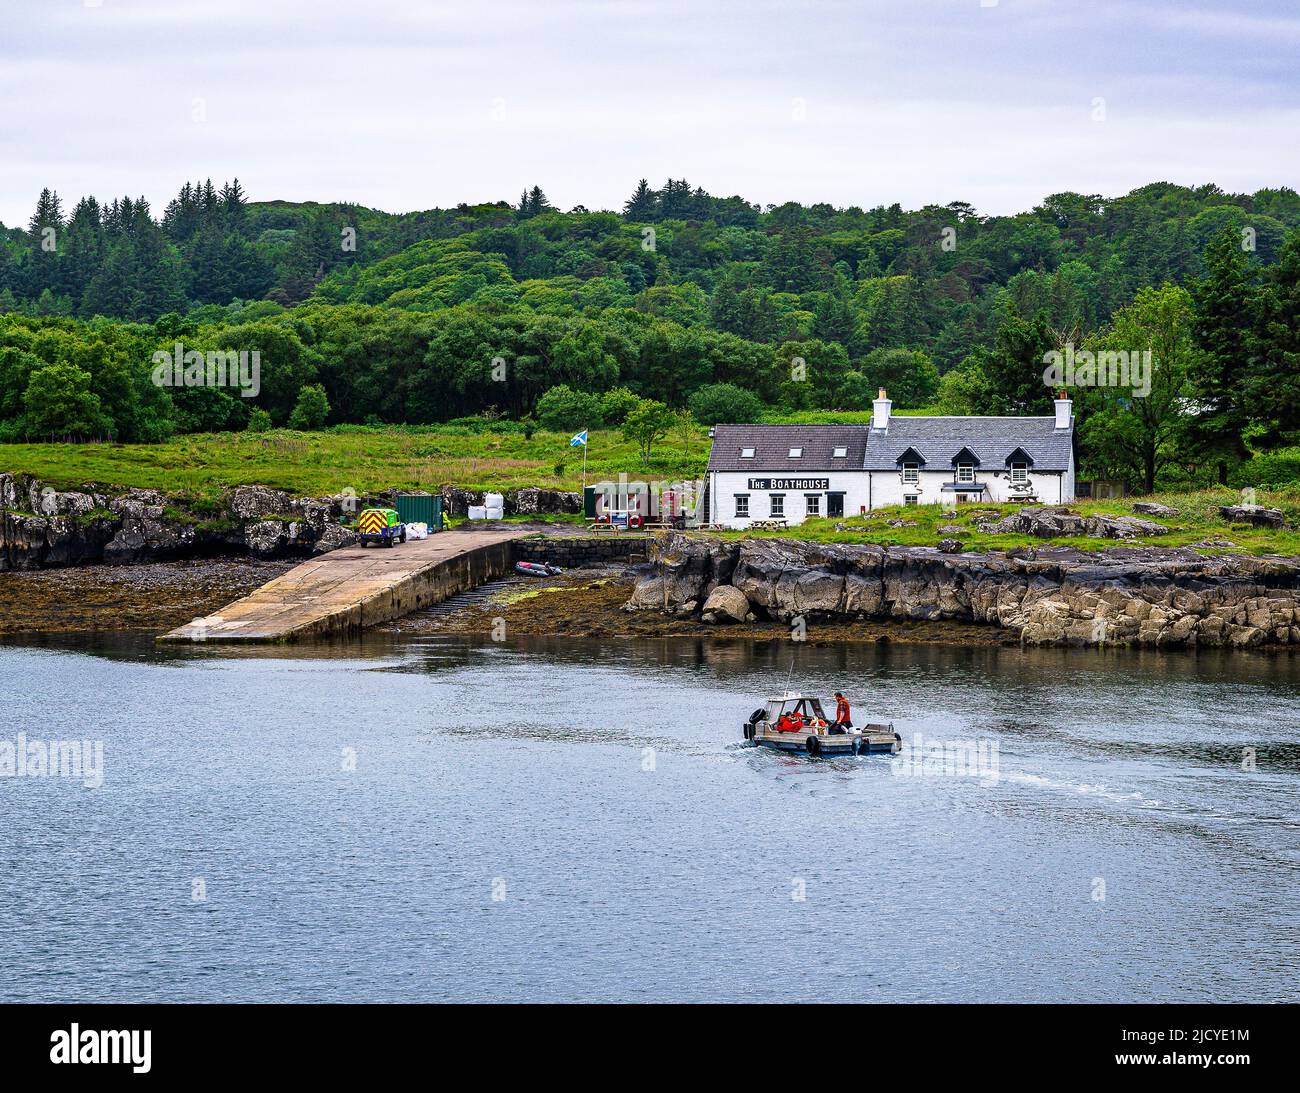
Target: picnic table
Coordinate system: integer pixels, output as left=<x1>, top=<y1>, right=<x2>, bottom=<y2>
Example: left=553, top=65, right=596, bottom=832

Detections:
left=748, top=518, right=789, bottom=530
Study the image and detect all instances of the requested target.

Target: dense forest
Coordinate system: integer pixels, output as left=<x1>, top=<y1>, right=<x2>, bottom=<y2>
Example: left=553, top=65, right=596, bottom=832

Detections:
left=2, top=176, right=1299, bottom=491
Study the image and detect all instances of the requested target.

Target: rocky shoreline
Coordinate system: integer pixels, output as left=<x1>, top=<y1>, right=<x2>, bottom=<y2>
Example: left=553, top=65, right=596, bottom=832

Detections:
left=6, top=468, right=1300, bottom=653
left=381, top=567, right=1013, bottom=646
left=624, top=534, right=1300, bottom=649
left=0, top=472, right=581, bottom=570
left=0, top=557, right=294, bottom=635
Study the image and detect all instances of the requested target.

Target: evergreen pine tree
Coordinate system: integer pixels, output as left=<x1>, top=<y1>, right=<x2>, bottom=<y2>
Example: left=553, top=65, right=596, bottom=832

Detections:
left=25, top=188, right=64, bottom=296
left=1249, top=230, right=1300, bottom=442
left=622, top=178, right=658, bottom=221
left=1188, top=228, right=1255, bottom=480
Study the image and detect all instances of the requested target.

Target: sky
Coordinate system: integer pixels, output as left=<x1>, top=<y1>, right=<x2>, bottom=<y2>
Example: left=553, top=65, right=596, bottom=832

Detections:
left=2, top=0, right=1298, bottom=226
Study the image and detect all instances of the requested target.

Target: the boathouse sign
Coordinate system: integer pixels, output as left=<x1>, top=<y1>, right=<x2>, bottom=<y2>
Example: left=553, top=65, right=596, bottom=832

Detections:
left=747, top=477, right=830, bottom=491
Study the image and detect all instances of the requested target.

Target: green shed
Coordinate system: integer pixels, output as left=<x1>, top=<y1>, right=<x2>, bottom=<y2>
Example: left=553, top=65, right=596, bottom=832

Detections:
left=393, top=492, right=443, bottom=531
left=583, top=486, right=598, bottom=519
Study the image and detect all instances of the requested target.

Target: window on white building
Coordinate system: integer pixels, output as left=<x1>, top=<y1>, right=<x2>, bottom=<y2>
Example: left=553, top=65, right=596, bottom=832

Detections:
left=903, top=461, right=919, bottom=485
left=904, top=495, right=919, bottom=506
left=805, top=494, right=820, bottom=516
left=832, top=446, right=848, bottom=458
left=740, top=447, right=754, bottom=459
left=1011, top=461, right=1028, bottom=484
left=789, top=447, right=803, bottom=458
left=734, top=494, right=749, bottom=518
left=770, top=495, right=785, bottom=518
left=956, top=462, right=974, bottom=484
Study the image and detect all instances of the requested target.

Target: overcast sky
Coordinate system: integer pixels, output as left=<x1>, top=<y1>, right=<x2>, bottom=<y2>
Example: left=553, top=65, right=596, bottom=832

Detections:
left=2, top=0, right=1298, bottom=226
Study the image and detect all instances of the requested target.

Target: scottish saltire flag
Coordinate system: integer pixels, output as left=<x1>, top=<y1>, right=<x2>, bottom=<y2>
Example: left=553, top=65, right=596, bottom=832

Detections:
left=569, top=430, right=588, bottom=447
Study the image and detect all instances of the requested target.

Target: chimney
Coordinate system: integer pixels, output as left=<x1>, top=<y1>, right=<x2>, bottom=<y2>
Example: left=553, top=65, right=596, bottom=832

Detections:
left=872, top=388, right=891, bottom=431
left=1054, top=390, right=1072, bottom=430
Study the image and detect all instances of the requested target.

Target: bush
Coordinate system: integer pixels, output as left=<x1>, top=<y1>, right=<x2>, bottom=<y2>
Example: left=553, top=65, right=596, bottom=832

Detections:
left=599, top=386, right=640, bottom=424
left=21, top=361, right=111, bottom=438
left=860, top=348, right=940, bottom=409
left=535, top=384, right=604, bottom=432
left=442, top=415, right=524, bottom=435
left=245, top=408, right=273, bottom=432
left=688, top=382, right=765, bottom=426
left=1229, top=449, right=1300, bottom=489
left=287, top=384, right=330, bottom=431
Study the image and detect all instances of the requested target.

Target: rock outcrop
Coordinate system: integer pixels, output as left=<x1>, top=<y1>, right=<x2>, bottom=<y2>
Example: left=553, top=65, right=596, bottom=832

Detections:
left=1, top=471, right=588, bottom=570
left=1133, top=501, right=1180, bottom=517
left=441, top=484, right=582, bottom=517
left=976, top=505, right=1170, bottom=539
left=624, top=533, right=1300, bottom=649
left=0, top=473, right=360, bottom=570
left=511, top=487, right=583, bottom=515
left=1220, top=504, right=1286, bottom=529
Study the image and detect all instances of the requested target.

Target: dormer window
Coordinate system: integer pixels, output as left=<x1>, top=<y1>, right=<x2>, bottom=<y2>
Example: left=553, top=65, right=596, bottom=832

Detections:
left=1010, top=461, right=1028, bottom=484
left=956, top=462, right=975, bottom=484
left=832, top=446, right=848, bottom=458
left=902, top=462, right=919, bottom=485
left=740, top=447, right=755, bottom=459
left=789, top=447, right=803, bottom=458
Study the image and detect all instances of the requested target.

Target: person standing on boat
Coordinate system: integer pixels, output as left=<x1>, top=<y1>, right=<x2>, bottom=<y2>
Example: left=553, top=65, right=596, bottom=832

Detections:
left=831, top=692, right=852, bottom=733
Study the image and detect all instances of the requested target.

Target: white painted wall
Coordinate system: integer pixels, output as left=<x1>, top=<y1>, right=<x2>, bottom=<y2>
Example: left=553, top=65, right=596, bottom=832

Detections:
left=867, top=468, right=1068, bottom=507
left=710, top=471, right=871, bottom=527
left=708, top=466, right=1073, bottom=526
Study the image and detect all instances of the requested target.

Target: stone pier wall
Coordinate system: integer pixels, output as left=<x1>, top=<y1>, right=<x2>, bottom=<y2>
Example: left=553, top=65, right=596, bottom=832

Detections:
left=511, top=536, right=651, bottom=568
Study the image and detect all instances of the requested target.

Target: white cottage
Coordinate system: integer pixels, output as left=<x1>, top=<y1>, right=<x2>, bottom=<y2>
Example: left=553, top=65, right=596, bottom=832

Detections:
left=703, top=391, right=1075, bottom=528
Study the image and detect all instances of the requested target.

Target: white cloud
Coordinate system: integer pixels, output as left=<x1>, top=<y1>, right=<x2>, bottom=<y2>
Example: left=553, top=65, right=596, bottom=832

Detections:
left=1, top=0, right=1296, bottom=226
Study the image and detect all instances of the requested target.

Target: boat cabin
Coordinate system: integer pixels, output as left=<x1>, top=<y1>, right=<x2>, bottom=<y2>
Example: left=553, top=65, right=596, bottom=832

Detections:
left=765, top=693, right=828, bottom=727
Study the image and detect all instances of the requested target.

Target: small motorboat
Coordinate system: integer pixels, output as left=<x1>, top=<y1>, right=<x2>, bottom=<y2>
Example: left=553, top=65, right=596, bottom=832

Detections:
left=515, top=561, right=562, bottom=577
left=743, top=692, right=901, bottom=757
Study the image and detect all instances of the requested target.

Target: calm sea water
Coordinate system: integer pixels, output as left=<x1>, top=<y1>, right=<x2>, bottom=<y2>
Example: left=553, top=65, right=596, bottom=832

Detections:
left=1, top=632, right=1297, bottom=1003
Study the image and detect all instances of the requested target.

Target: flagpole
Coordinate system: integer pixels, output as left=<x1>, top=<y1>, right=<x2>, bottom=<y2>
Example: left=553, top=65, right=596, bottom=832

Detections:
left=581, top=425, right=588, bottom=497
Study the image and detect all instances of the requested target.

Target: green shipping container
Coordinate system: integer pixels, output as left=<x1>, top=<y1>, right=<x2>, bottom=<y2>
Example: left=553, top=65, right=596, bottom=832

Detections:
left=583, top=486, right=597, bottom=519
left=393, top=493, right=443, bottom=531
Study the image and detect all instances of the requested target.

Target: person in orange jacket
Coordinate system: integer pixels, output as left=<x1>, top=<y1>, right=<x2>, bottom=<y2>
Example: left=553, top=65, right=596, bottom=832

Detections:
left=832, top=692, right=852, bottom=733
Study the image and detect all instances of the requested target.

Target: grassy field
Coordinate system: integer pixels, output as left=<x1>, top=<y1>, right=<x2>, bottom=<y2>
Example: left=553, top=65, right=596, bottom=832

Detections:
left=731, top=487, right=1300, bottom=557
left=3, top=428, right=1297, bottom=557
left=0, top=424, right=712, bottom=502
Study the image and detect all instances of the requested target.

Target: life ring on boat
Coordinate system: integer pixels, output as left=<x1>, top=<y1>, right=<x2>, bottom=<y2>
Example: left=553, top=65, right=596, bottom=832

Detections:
left=805, top=735, right=821, bottom=756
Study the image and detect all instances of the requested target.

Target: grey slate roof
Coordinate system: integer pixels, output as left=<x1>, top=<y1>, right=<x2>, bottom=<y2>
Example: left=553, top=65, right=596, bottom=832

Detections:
left=706, top=423, right=869, bottom=472
left=862, top=416, right=1072, bottom=472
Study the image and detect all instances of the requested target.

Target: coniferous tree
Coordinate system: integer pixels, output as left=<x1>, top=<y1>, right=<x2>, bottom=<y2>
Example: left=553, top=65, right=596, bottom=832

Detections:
left=1249, top=230, right=1300, bottom=443
left=622, top=179, right=658, bottom=221
left=25, top=188, right=64, bottom=297
left=1188, top=228, right=1255, bottom=480
left=219, top=178, right=247, bottom=234
left=62, top=197, right=104, bottom=303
